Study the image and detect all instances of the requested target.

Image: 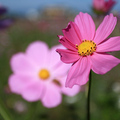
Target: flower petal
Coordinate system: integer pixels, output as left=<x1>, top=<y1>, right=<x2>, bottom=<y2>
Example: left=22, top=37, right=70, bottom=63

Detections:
left=96, top=37, right=120, bottom=52
left=56, top=49, right=80, bottom=64
left=62, top=21, right=81, bottom=45
left=90, top=52, right=120, bottom=74
left=66, top=57, right=91, bottom=88
left=74, top=12, right=95, bottom=40
left=58, top=35, right=77, bottom=51
left=9, top=75, right=31, bottom=94
left=22, top=81, right=44, bottom=102
left=26, top=41, right=49, bottom=67
left=49, top=44, right=64, bottom=68
left=60, top=76, right=80, bottom=96
left=62, top=85, right=80, bottom=96
left=41, top=84, right=62, bottom=108
left=8, top=75, right=39, bottom=94
left=49, top=44, right=71, bottom=76
left=10, top=53, right=36, bottom=75
left=51, top=62, right=70, bottom=77
left=9, top=74, right=44, bottom=101
left=94, top=13, right=117, bottom=44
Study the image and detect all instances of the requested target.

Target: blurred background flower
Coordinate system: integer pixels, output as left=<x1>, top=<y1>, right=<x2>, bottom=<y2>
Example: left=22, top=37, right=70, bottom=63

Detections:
left=9, top=41, right=80, bottom=108
left=0, top=5, right=13, bottom=30
left=0, top=5, right=7, bottom=15
left=92, top=0, right=116, bottom=15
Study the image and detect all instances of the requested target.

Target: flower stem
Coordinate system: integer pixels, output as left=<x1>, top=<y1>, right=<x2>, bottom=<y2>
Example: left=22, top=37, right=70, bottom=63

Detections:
left=87, top=71, right=92, bottom=120
left=0, top=99, right=11, bottom=120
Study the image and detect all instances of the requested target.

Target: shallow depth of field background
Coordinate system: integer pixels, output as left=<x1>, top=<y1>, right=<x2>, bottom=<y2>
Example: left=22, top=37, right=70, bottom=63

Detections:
left=0, top=0, right=120, bottom=120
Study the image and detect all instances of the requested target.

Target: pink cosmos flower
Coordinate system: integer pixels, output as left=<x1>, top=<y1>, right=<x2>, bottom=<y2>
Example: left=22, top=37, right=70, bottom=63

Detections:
left=56, top=12, right=120, bottom=88
left=93, top=0, right=116, bottom=14
left=9, top=41, right=80, bottom=108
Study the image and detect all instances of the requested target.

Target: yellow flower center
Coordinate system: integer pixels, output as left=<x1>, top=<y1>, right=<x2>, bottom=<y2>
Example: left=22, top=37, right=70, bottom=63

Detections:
left=76, top=40, right=96, bottom=56
left=38, top=69, right=50, bottom=80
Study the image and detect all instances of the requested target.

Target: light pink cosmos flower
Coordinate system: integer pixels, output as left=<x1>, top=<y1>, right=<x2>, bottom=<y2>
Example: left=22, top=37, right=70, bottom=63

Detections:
left=9, top=41, right=80, bottom=108
left=93, top=0, right=116, bottom=14
left=56, top=12, right=120, bottom=88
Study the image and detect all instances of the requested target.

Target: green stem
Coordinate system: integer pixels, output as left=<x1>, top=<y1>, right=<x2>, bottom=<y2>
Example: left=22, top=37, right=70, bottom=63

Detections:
left=87, top=71, right=92, bottom=120
left=0, top=100, right=11, bottom=120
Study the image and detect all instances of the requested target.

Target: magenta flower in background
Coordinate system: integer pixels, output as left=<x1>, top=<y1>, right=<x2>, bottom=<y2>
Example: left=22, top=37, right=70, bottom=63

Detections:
left=9, top=41, right=80, bottom=108
left=0, top=19, right=13, bottom=30
left=56, top=12, right=120, bottom=88
left=0, top=5, right=7, bottom=15
left=0, top=4, right=12, bottom=30
left=93, top=0, right=116, bottom=14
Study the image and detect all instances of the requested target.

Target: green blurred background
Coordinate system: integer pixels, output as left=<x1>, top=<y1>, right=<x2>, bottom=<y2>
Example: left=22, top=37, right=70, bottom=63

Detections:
left=0, top=0, right=120, bottom=120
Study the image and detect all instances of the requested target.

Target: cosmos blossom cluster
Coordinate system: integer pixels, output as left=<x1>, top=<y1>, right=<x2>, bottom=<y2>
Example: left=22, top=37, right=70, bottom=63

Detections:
left=9, top=12, right=120, bottom=108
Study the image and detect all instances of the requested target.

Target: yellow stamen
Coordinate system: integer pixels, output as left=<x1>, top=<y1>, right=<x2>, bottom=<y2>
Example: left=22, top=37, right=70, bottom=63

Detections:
left=38, top=69, right=50, bottom=80
left=76, top=40, right=96, bottom=56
